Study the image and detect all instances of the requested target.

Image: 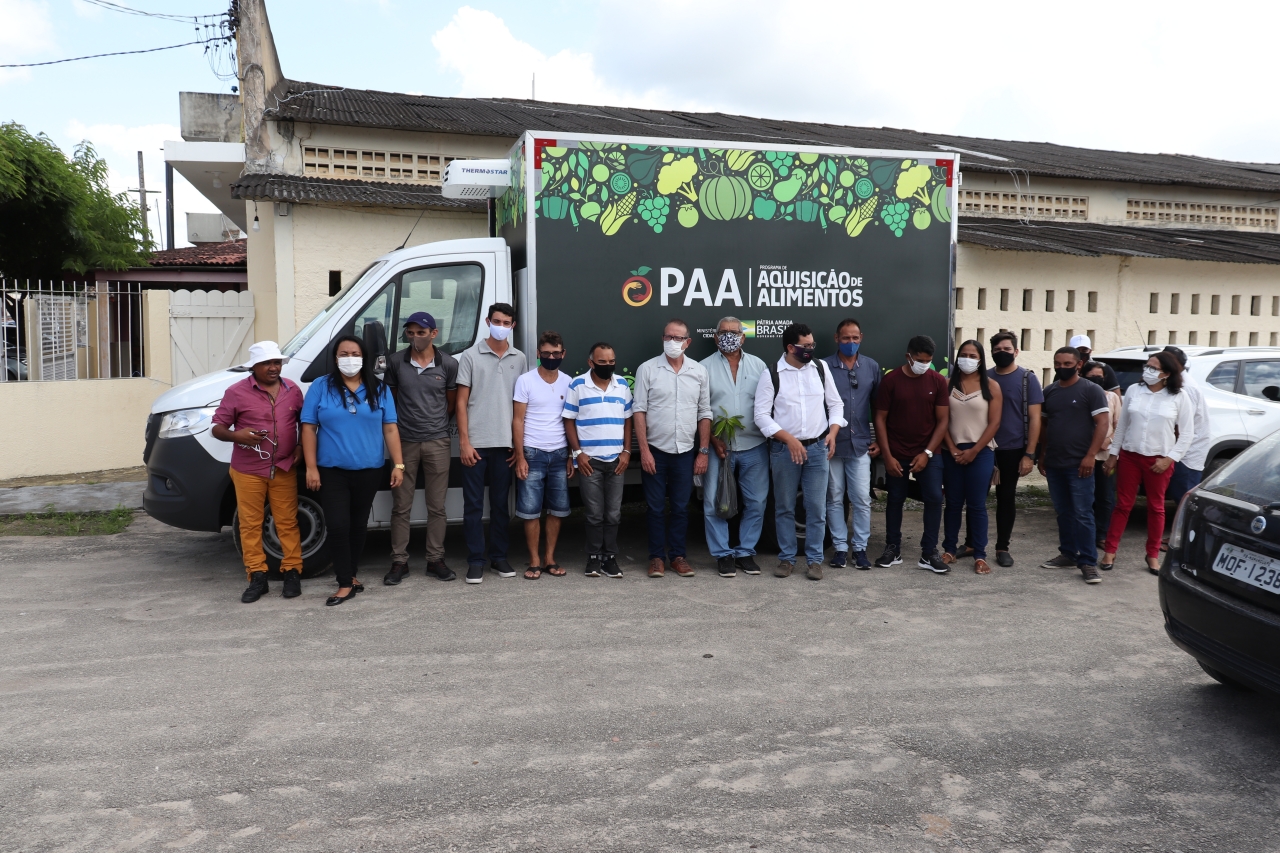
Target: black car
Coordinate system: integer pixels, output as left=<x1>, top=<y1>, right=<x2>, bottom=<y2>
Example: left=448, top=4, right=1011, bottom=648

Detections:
left=1160, top=427, right=1280, bottom=695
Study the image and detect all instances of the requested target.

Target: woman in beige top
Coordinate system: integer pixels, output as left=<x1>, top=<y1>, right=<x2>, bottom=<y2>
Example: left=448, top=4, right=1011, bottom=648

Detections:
left=941, top=340, right=1003, bottom=573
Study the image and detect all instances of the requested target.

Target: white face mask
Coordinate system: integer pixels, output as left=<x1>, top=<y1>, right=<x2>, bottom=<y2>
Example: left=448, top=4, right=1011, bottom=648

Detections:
left=664, top=340, right=685, bottom=359
left=487, top=323, right=512, bottom=341
left=956, top=357, right=980, bottom=374
left=337, top=356, right=363, bottom=377
left=1142, top=367, right=1163, bottom=386
left=909, top=359, right=931, bottom=375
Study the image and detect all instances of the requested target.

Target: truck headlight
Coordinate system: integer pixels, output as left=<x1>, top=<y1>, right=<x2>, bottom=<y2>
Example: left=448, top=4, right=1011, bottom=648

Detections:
left=158, top=407, right=216, bottom=438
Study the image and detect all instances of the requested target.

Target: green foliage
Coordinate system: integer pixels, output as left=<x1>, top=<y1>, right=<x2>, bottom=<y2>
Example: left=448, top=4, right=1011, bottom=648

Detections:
left=0, top=123, right=152, bottom=279
left=712, top=407, right=745, bottom=447
left=0, top=504, right=134, bottom=536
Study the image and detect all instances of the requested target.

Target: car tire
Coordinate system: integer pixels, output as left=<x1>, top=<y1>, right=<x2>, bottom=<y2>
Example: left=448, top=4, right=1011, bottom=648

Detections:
left=1198, top=660, right=1250, bottom=691
left=1201, top=454, right=1233, bottom=480
left=231, top=492, right=332, bottom=579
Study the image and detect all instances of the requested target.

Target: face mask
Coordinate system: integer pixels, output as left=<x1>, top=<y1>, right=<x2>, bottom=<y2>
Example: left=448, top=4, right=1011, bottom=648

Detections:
left=1054, top=367, right=1077, bottom=383
left=1143, top=367, right=1163, bottom=386
left=1076, top=348, right=1090, bottom=362
left=991, top=350, right=1016, bottom=369
left=909, top=359, right=931, bottom=375
left=592, top=364, right=615, bottom=381
left=717, top=332, right=743, bottom=353
left=664, top=340, right=685, bottom=359
left=956, top=357, right=979, bottom=374
left=488, top=323, right=512, bottom=341
left=337, top=356, right=363, bottom=377
left=410, top=334, right=432, bottom=352
left=839, top=341, right=860, bottom=357
left=792, top=347, right=815, bottom=364
left=539, top=357, right=563, bottom=371
left=1086, top=374, right=1107, bottom=387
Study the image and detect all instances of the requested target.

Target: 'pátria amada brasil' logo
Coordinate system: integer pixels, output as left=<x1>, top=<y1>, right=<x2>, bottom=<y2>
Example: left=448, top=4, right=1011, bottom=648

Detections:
left=622, top=266, right=653, bottom=307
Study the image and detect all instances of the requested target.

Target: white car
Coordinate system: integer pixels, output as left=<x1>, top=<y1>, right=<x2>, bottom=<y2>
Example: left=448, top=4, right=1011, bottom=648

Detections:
left=1094, top=346, right=1280, bottom=475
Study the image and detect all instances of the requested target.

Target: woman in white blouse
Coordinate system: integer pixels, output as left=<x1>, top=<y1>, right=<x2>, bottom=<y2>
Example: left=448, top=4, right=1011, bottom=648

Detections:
left=1100, top=351, right=1194, bottom=573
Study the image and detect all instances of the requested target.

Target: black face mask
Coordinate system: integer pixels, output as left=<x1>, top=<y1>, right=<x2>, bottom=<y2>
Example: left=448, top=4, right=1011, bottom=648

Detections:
left=792, top=347, right=815, bottom=364
left=592, top=364, right=615, bottom=381
left=1085, top=374, right=1107, bottom=387
left=540, top=357, right=563, bottom=371
left=1054, top=367, right=1078, bottom=383
left=991, top=350, right=1016, bottom=369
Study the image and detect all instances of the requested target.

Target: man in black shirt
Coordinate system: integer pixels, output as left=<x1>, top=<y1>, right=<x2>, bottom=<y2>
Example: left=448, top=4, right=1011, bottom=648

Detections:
left=1037, top=347, right=1111, bottom=583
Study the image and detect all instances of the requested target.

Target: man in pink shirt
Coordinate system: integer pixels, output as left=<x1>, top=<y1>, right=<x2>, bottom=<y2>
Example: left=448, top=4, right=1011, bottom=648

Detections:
left=212, top=341, right=306, bottom=602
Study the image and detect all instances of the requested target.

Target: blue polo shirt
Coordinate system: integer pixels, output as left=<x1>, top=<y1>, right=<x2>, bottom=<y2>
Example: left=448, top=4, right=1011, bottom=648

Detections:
left=301, top=377, right=398, bottom=470
left=822, top=351, right=881, bottom=457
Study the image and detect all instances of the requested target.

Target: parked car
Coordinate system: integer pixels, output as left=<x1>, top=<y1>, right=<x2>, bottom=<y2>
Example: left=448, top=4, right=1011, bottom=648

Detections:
left=1094, top=345, right=1280, bottom=475
left=1159, top=426, right=1280, bottom=695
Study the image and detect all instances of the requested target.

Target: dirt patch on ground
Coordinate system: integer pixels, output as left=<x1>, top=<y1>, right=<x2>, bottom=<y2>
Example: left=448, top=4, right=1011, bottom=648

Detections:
left=0, top=466, right=147, bottom=489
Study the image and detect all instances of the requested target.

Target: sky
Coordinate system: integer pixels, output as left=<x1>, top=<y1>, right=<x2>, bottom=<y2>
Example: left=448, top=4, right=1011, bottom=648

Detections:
left=4, top=0, right=1279, bottom=248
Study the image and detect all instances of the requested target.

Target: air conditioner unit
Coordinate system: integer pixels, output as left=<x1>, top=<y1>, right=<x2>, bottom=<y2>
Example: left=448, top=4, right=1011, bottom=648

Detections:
left=441, top=159, right=511, bottom=199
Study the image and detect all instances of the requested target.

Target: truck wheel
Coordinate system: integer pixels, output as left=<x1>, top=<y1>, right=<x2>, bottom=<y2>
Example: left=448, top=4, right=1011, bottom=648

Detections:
left=230, top=493, right=332, bottom=579
left=1198, top=661, right=1249, bottom=691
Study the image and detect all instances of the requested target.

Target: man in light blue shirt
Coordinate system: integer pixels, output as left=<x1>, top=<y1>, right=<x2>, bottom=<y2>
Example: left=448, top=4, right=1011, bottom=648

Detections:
left=701, top=316, right=769, bottom=578
left=822, top=318, right=881, bottom=570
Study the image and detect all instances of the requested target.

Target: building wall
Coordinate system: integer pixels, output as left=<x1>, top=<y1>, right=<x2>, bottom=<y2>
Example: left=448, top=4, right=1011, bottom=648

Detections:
left=956, top=246, right=1280, bottom=383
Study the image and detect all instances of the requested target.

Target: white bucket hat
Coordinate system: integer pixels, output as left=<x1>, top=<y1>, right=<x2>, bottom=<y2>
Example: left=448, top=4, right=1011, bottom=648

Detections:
left=242, top=340, right=290, bottom=368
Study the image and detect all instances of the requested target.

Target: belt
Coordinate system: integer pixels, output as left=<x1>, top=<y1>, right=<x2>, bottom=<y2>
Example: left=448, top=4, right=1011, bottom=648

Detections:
left=797, top=436, right=825, bottom=446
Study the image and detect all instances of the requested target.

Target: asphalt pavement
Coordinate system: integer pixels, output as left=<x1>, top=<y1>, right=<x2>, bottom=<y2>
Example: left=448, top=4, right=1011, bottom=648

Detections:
left=2, top=503, right=1278, bottom=852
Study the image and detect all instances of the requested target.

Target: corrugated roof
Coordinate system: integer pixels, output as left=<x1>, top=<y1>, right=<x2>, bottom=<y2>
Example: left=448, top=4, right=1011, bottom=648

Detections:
left=146, top=241, right=246, bottom=267
left=958, top=219, right=1280, bottom=265
left=263, top=80, right=1280, bottom=194
left=230, top=174, right=486, bottom=212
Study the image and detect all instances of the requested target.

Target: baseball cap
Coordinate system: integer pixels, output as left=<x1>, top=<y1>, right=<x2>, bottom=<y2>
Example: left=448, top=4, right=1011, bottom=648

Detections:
left=1068, top=334, right=1092, bottom=349
left=242, top=340, right=289, bottom=368
left=404, top=311, right=437, bottom=330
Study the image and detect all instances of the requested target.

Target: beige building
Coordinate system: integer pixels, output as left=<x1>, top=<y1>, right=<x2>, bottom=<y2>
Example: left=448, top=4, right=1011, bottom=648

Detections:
left=167, top=1, right=1280, bottom=381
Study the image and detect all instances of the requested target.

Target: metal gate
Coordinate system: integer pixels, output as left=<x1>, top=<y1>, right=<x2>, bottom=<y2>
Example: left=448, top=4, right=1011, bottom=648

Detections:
left=169, top=289, right=256, bottom=384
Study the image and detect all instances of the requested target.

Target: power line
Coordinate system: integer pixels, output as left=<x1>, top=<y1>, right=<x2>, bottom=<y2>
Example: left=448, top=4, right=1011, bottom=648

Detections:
left=77, top=0, right=224, bottom=23
left=1, top=40, right=219, bottom=68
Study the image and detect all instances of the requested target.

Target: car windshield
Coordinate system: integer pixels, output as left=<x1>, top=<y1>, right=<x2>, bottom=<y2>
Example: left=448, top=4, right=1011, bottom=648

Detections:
left=1097, top=358, right=1147, bottom=393
left=282, top=261, right=387, bottom=357
left=1200, top=428, right=1280, bottom=506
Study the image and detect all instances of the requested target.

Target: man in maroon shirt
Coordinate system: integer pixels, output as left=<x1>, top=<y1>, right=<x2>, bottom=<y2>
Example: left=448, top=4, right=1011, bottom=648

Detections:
left=873, top=335, right=951, bottom=573
left=212, top=341, right=306, bottom=603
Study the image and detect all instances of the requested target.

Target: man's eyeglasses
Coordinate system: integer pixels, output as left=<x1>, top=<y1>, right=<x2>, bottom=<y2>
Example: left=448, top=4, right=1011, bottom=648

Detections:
left=663, top=335, right=689, bottom=343
left=538, top=352, right=564, bottom=359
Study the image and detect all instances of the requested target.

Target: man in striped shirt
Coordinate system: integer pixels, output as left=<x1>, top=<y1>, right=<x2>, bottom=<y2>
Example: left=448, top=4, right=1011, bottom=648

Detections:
left=564, top=341, right=633, bottom=578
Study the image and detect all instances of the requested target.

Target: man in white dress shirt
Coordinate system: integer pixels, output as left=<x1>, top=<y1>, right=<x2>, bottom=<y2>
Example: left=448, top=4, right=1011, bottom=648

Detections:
left=754, top=323, right=847, bottom=581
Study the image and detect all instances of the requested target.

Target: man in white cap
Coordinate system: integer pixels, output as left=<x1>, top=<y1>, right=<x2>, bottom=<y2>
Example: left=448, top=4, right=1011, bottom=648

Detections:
left=1070, top=335, right=1120, bottom=392
left=212, top=341, right=307, bottom=603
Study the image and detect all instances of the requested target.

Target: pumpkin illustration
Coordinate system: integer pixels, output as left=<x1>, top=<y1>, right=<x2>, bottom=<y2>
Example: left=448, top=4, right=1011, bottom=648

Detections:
left=699, top=175, right=752, bottom=220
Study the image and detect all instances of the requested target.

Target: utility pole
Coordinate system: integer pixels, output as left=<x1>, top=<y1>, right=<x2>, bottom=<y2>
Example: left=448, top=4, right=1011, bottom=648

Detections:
left=165, top=162, right=175, bottom=251
left=137, top=151, right=150, bottom=243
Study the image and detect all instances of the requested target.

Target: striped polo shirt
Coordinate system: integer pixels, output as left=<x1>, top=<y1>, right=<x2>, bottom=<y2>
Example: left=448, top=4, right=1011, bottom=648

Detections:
left=562, top=374, right=633, bottom=462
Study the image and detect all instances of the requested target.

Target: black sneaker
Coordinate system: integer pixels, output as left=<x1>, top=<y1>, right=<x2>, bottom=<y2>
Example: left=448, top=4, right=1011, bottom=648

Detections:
left=281, top=571, right=302, bottom=598
left=875, top=546, right=902, bottom=568
left=918, top=552, right=950, bottom=574
left=491, top=560, right=516, bottom=578
left=1080, top=564, right=1102, bottom=584
left=465, top=564, right=485, bottom=584
left=829, top=551, right=848, bottom=568
left=736, top=555, right=762, bottom=575
left=1041, top=553, right=1077, bottom=569
left=241, top=572, right=269, bottom=603
left=584, top=555, right=603, bottom=577
left=716, top=556, right=737, bottom=577
left=995, top=551, right=1014, bottom=568
left=384, top=562, right=410, bottom=585
left=427, top=560, right=456, bottom=581
left=853, top=550, right=872, bottom=570
left=602, top=556, right=623, bottom=578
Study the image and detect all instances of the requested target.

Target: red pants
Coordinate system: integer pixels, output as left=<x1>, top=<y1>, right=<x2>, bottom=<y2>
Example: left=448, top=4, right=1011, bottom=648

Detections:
left=1104, top=450, right=1174, bottom=559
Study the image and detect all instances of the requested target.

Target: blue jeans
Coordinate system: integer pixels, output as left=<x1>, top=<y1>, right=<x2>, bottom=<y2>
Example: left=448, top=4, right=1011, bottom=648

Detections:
left=943, top=445, right=995, bottom=560
left=642, top=447, right=696, bottom=560
left=462, top=446, right=512, bottom=566
left=1166, top=460, right=1203, bottom=510
left=884, top=452, right=944, bottom=556
left=702, top=443, right=770, bottom=558
left=770, top=440, right=830, bottom=565
left=515, top=447, right=571, bottom=519
left=826, top=453, right=872, bottom=552
left=1045, top=465, right=1097, bottom=566
left=1093, top=463, right=1116, bottom=544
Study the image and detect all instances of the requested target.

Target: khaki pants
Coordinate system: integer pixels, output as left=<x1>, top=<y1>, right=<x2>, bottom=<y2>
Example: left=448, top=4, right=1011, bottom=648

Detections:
left=391, top=437, right=451, bottom=563
left=230, top=466, right=302, bottom=579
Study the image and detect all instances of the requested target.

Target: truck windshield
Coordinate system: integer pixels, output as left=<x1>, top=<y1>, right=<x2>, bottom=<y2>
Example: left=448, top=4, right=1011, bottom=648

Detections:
left=282, top=261, right=387, bottom=357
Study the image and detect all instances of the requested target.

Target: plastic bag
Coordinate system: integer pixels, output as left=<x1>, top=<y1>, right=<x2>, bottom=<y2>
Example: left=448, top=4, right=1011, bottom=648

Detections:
left=715, top=452, right=739, bottom=519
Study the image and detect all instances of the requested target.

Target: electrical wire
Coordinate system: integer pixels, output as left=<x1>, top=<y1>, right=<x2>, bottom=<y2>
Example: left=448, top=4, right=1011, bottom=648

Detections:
left=77, top=0, right=224, bottom=23
left=1, top=41, right=216, bottom=68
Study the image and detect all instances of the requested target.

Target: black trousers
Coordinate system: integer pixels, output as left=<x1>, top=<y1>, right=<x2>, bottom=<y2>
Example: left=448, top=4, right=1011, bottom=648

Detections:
left=319, top=466, right=383, bottom=587
left=964, top=447, right=1025, bottom=553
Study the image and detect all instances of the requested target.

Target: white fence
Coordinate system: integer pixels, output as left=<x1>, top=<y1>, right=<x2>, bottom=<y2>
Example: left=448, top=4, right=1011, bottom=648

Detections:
left=169, top=290, right=256, bottom=384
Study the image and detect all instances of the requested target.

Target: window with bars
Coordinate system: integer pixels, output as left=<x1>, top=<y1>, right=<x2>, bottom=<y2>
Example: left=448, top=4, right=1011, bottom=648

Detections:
left=302, top=147, right=463, bottom=184
left=958, top=191, right=1088, bottom=220
left=1125, top=199, right=1278, bottom=229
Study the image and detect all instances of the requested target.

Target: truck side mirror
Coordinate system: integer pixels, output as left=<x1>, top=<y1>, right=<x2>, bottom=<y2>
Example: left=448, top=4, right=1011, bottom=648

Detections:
left=1263, top=385, right=1280, bottom=402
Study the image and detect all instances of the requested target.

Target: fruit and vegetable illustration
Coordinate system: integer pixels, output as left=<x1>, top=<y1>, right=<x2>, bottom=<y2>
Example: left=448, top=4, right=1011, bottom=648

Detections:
left=529, top=143, right=952, bottom=239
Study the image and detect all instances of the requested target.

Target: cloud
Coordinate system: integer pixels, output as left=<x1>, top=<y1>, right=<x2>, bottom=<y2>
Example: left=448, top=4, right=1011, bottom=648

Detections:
left=0, top=0, right=56, bottom=83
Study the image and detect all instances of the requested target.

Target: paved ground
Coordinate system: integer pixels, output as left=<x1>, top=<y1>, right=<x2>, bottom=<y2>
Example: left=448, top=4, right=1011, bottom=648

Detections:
left=0, top=482, right=144, bottom=514
left=2, top=504, right=1277, bottom=852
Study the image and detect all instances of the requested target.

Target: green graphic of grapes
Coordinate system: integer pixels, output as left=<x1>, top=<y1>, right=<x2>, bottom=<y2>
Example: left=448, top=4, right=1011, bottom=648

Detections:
left=880, top=201, right=911, bottom=237
left=854, top=177, right=874, bottom=199
left=609, top=172, right=633, bottom=194
left=638, top=195, right=670, bottom=233
left=764, top=150, right=793, bottom=178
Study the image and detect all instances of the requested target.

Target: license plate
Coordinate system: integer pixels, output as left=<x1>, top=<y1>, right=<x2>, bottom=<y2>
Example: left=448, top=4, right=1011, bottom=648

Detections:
left=1212, top=543, right=1280, bottom=594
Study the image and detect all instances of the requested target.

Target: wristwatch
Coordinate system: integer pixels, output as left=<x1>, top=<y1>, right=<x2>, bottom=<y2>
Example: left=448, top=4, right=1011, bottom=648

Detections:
left=394, top=463, right=406, bottom=470
left=1024, top=451, right=1037, bottom=461
left=923, top=448, right=934, bottom=459
left=571, top=449, right=583, bottom=459
left=698, top=446, right=710, bottom=455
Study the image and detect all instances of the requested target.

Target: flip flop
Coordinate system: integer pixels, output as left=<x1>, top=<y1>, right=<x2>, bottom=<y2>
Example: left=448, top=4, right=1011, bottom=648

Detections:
left=524, top=566, right=542, bottom=580
left=545, top=563, right=566, bottom=577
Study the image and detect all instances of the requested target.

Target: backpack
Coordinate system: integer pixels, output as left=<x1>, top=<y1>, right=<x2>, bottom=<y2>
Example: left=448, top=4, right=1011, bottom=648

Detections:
left=767, top=359, right=827, bottom=417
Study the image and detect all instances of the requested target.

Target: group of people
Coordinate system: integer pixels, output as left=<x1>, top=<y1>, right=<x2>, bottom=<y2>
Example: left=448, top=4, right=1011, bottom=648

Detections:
left=213, top=305, right=1208, bottom=605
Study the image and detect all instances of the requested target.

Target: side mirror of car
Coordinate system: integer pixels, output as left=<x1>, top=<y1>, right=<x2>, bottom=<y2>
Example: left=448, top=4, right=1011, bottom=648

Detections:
left=1262, top=385, right=1280, bottom=402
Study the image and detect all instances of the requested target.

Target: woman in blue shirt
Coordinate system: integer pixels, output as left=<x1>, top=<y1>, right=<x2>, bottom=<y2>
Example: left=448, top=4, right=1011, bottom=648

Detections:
left=301, top=335, right=404, bottom=606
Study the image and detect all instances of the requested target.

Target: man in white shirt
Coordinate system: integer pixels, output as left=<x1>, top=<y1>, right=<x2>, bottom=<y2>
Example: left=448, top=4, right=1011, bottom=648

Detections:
left=512, top=331, right=573, bottom=580
left=1162, top=346, right=1211, bottom=513
left=754, top=323, right=847, bottom=581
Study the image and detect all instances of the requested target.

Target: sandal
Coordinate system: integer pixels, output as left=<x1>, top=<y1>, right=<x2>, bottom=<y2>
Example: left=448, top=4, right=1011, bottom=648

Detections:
left=524, top=566, right=542, bottom=580
left=974, top=559, right=991, bottom=575
left=545, top=563, right=566, bottom=577
left=941, top=552, right=957, bottom=564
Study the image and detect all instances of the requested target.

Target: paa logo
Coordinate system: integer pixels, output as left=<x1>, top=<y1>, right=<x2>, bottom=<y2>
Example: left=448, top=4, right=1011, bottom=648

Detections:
left=622, top=266, right=653, bottom=307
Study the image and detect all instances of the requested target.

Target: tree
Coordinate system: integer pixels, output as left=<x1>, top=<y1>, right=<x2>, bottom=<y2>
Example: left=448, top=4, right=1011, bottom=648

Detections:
left=0, top=123, right=152, bottom=280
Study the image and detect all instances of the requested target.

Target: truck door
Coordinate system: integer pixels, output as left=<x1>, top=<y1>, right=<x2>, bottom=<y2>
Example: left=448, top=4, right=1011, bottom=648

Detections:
left=1240, top=358, right=1280, bottom=442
